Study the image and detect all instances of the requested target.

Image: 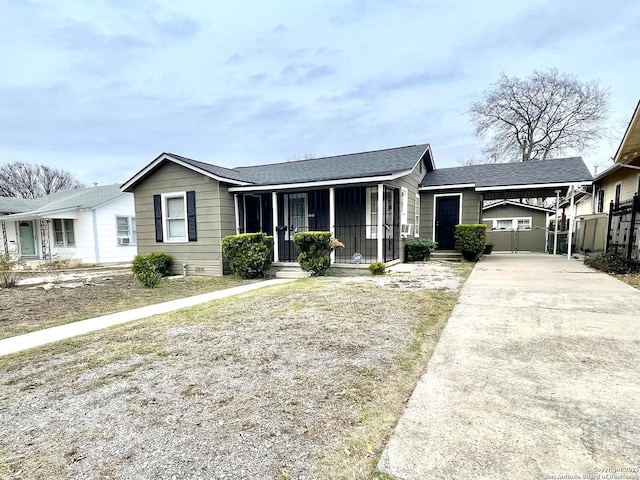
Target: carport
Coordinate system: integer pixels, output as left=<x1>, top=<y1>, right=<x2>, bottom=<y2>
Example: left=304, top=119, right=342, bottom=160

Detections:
left=418, top=157, right=593, bottom=258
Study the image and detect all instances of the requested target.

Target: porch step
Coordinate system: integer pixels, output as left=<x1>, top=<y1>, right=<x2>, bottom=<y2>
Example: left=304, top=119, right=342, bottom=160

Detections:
left=431, top=251, right=462, bottom=262
left=271, top=265, right=311, bottom=279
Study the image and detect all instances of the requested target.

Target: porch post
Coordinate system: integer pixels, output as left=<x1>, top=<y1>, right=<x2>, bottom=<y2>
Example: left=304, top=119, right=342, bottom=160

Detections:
left=234, top=194, right=240, bottom=235
left=567, top=186, right=575, bottom=260
left=329, top=187, right=335, bottom=264
left=377, top=184, right=384, bottom=262
left=553, top=189, right=560, bottom=255
left=1, top=221, right=7, bottom=254
left=272, top=192, right=279, bottom=263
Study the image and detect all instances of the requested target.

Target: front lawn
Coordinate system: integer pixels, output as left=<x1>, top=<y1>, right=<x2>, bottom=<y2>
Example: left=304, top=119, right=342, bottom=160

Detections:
left=0, top=263, right=471, bottom=479
left=0, top=274, right=256, bottom=339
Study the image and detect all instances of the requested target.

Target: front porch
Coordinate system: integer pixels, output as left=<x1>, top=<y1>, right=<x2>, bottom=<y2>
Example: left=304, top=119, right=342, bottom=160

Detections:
left=232, top=185, right=401, bottom=265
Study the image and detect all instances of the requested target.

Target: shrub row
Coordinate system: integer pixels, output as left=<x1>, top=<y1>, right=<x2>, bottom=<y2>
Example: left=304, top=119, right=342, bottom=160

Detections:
left=584, top=253, right=640, bottom=274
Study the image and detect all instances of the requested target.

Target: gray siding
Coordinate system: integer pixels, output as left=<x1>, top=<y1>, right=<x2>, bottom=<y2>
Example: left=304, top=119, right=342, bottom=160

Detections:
left=482, top=205, right=548, bottom=228
left=132, top=161, right=236, bottom=276
left=419, top=189, right=482, bottom=242
left=483, top=204, right=549, bottom=252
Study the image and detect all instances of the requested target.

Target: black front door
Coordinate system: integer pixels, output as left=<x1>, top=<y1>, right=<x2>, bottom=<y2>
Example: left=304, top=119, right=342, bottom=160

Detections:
left=435, top=196, right=460, bottom=250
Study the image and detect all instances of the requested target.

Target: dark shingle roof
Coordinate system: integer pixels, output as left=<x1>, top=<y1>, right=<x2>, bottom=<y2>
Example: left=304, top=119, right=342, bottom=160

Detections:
left=166, top=153, right=257, bottom=183
left=420, top=157, right=592, bottom=188
left=235, top=144, right=431, bottom=185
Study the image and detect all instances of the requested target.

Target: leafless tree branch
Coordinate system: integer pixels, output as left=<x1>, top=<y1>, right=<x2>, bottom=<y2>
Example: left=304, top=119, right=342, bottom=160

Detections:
left=0, top=162, right=84, bottom=198
left=468, top=68, right=610, bottom=163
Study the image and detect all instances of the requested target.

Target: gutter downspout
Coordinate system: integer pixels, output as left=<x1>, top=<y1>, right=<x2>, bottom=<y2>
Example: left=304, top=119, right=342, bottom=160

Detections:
left=92, top=209, right=100, bottom=263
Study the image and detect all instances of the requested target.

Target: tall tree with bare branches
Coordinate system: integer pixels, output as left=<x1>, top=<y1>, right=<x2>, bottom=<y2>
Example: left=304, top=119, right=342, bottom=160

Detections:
left=0, top=162, right=84, bottom=198
left=468, top=69, right=610, bottom=162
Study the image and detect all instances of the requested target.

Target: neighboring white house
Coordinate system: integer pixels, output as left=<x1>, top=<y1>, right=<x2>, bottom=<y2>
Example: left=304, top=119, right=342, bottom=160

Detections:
left=0, top=184, right=137, bottom=264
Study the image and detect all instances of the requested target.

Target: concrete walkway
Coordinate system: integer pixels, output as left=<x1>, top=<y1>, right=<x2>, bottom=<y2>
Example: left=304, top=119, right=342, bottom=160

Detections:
left=0, top=278, right=294, bottom=357
left=379, top=254, right=640, bottom=480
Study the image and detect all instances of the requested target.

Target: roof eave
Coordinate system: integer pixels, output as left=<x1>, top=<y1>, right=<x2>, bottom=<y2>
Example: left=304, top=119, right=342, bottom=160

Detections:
left=228, top=169, right=414, bottom=192
left=476, top=181, right=592, bottom=192
left=418, top=183, right=476, bottom=191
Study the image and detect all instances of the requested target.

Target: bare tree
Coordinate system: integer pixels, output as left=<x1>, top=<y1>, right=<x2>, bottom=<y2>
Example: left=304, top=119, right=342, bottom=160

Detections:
left=468, top=68, right=610, bottom=162
left=287, top=153, right=316, bottom=162
left=0, top=161, right=85, bottom=198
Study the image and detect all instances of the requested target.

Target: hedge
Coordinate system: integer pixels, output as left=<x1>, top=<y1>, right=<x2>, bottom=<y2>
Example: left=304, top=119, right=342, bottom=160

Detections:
left=221, top=233, right=274, bottom=279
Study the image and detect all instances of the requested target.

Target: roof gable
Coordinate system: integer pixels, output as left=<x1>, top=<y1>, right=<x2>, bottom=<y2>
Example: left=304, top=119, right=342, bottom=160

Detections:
left=614, top=98, right=640, bottom=164
left=483, top=200, right=554, bottom=213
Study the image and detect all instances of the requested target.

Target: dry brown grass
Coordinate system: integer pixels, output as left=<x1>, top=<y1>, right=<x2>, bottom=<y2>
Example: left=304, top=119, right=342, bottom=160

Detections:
left=0, top=263, right=470, bottom=479
left=0, top=273, right=255, bottom=339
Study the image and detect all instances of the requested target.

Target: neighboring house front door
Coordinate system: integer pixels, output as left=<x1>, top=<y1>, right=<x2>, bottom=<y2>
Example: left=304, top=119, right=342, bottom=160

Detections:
left=19, top=221, right=37, bottom=256
left=435, top=195, right=460, bottom=250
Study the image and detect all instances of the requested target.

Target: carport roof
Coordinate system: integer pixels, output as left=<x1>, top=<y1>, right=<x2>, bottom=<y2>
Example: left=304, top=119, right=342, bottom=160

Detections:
left=419, top=156, right=593, bottom=199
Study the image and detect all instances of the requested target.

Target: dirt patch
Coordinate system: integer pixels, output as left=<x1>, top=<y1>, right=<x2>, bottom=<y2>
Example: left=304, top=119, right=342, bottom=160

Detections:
left=0, top=262, right=470, bottom=479
left=0, top=272, right=255, bottom=339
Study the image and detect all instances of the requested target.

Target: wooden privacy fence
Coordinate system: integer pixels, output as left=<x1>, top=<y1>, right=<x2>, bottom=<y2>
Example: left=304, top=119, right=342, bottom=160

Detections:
left=607, top=194, right=640, bottom=260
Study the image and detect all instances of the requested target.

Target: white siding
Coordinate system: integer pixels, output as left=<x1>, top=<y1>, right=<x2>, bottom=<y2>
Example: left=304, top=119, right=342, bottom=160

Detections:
left=93, top=194, right=137, bottom=263
left=46, top=194, right=136, bottom=264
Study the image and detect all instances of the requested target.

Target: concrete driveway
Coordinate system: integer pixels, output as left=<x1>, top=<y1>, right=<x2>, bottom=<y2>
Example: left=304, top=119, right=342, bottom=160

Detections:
left=379, top=254, right=640, bottom=480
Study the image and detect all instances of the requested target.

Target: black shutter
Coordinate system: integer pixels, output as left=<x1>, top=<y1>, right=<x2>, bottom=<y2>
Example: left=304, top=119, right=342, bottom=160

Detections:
left=153, top=195, right=163, bottom=242
left=187, top=191, right=197, bottom=241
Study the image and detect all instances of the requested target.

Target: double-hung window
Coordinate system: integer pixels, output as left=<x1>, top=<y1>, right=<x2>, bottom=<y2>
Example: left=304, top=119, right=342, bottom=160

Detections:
left=53, top=219, right=75, bottom=246
left=154, top=191, right=197, bottom=243
left=116, top=216, right=137, bottom=245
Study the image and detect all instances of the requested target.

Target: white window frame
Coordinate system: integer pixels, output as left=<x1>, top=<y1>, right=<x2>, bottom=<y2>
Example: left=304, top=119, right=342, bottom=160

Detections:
left=400, top=187, right=408, bottom=225
left=365, top=187, right=378, bottom=239
left=484, top=217, right=532, bottom=230
left=414, top=193, right=420, bottom=237
left=53, top=218, right=75, bottom=246
left=116, top=216, right=136, bottom=246
left=161, top=192, right=188, bottom=243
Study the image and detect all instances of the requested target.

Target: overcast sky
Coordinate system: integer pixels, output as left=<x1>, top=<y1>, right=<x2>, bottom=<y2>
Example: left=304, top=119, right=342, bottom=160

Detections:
left=1, top=0, right=639, bottom=186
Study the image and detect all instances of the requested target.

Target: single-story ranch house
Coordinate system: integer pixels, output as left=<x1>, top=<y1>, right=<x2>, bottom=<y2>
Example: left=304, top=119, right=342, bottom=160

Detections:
left=122, top=145, right=592, bottom=276
left=0, top=184, right=136, bottom=265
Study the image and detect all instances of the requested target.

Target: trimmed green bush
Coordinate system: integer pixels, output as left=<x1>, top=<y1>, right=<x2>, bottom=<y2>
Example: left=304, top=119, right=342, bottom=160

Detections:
left=406, top=238, right=437, bottom=261
left=294, top=231, right=333, bottom=276
left=221, top=233, right=274, bottom=279
left=584, top=253, right=640, bottom=274
left=454, top=224, right=487, bottom=261
left=131, top=252, right=173, bottom=288
left=369, top=261, right=386, bottom=275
